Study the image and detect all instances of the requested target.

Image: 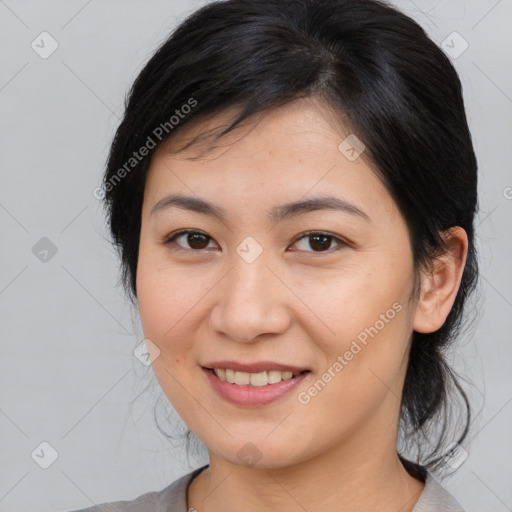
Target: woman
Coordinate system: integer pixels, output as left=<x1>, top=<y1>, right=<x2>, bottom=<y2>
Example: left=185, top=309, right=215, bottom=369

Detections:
left=72, top=0, right=478, bottom=510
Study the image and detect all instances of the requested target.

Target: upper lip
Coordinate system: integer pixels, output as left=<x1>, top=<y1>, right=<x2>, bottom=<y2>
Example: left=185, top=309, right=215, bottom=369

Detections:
left=202, top=361, right=309, bottom=373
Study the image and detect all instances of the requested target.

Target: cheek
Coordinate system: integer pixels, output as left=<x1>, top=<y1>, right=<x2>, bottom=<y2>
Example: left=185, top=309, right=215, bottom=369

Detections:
left=136, top=260, right=201, bottom=394
left=289, top=256, right=413, bottom=347
left=297, top=304, right=413, bottom=446
left=293, top=260, right=414, bottom=413
left=136, top=258, right=206, bottom=417
left=137, top=247, right=205, bottom=337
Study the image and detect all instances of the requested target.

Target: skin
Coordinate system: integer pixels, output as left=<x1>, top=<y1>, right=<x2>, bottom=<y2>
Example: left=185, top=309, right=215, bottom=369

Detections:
left=136, top=97, right=468, bottom=512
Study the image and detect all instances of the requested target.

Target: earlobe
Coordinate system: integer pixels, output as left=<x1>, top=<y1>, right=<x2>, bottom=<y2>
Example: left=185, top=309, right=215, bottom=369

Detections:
left=413, top=227, right=468, bottom=334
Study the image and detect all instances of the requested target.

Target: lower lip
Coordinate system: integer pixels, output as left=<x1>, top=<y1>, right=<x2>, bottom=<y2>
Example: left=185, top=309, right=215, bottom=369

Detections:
left=203, top=368, right=310, bottom=406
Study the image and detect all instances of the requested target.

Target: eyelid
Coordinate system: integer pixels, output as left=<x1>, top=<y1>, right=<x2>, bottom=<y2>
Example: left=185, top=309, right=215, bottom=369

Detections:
left=164, top=229, right=349, bottom=253
left=289, top=230, right=348, bottom=252
left=164, top=229, right=218, bottom=250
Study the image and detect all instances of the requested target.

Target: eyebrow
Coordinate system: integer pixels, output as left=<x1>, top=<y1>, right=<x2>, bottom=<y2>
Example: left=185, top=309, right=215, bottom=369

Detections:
left=150, top=193, right=371, bottom=223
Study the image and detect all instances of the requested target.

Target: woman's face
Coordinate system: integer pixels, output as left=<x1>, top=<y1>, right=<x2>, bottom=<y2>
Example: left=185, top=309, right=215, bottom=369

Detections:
left=137, top=98, right=420, bottom=469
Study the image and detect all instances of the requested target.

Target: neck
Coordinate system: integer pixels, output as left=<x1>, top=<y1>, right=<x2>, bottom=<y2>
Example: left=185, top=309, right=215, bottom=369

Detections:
left=188, top=415, right=425, bottom=512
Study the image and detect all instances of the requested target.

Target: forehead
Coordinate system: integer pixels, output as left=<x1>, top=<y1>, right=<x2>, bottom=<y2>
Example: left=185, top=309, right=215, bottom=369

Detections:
left=143, top=98, right=399, bottom=224
left=158, top=98, right=346, bottom=161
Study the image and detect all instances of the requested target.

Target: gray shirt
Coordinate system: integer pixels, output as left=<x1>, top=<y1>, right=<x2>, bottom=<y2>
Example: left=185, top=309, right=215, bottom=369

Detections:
left=69, top=465, right=465, bottom=512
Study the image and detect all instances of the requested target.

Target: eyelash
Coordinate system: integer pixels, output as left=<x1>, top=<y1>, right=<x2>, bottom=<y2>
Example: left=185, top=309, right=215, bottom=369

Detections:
left=163, top=230, right=348, bottom=254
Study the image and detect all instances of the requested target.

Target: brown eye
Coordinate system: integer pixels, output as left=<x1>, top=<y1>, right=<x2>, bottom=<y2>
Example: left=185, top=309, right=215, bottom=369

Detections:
left=166, top=230, right=216, bottom=251
left=291, top=232, right=346, bottom=252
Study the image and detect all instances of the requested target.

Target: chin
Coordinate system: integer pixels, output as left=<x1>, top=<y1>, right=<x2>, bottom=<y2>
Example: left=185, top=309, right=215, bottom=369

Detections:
left=206, top=433, right=308, bottom=470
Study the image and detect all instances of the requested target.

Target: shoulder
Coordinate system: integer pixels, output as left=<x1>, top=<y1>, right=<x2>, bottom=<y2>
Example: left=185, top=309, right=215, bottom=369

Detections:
left=412, top=473, right=465, bottom=512
left=66, top=465, right=208, bottom=512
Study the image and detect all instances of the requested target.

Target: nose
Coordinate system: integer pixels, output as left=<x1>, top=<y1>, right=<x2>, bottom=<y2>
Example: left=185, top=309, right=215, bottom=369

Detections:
left=209, top=252, right=292, bottom=343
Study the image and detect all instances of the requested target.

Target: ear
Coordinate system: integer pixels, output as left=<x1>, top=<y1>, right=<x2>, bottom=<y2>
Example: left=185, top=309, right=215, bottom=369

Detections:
left=413, top=227, right=468, bottom=334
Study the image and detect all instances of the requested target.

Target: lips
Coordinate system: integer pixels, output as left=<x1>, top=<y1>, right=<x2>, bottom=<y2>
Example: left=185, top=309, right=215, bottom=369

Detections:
left=201, top=361, right=311, bottom=406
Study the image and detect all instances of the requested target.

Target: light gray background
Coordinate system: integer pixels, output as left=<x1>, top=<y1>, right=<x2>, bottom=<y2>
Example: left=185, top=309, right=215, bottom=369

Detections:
left=1, top=1, right=511, bottom=511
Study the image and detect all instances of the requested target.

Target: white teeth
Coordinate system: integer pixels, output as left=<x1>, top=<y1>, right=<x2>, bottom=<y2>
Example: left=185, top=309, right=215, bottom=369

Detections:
left=267, top=370, right=283, bottom=384
left=235, top=371, right=250, bottom=385
left=212, top=368, right=301, bottom=386
left=249, top=372, right=268, bottom=387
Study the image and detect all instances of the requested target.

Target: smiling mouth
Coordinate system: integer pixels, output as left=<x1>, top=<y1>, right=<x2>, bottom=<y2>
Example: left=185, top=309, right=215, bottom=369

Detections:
left=205, top=368, right=310, bottom=387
